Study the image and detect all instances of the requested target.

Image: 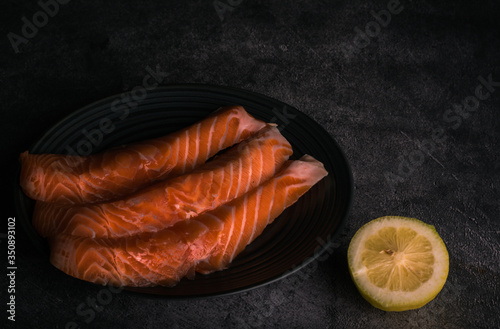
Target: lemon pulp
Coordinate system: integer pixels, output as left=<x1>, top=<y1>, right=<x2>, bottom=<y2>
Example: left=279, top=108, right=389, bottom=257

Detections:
left=348, top=216, right=449, bottom=311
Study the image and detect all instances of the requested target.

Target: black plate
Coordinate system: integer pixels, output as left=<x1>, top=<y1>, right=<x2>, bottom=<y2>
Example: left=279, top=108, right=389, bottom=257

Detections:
left=14, top=84, right=353, bottom=297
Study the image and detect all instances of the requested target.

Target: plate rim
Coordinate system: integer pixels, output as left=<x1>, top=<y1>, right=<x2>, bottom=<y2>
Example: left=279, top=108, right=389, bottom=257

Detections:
left=14, top=83, right=354, bottom=297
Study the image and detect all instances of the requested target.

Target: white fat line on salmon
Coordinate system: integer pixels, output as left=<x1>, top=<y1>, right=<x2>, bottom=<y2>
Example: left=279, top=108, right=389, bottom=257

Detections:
left=173, top=136, right=181, bottom=170
left=247, top=189, right=262, bottom=243
left=230, top=193, right=249, bottom=261
left=206, top=116, right=217, bottom=156
left=225, top=162, right=235, bottom=201
left=233, top=154, right=244, bottom=199
left=255, top=146, right=264, bottom=188
left=70, top=224, right=97, bottom=238
left=209, top=192, right=220, bottom=208
left=281, top=179, right=311, bottom=209
left=218, top=112, right=233, bottom=150
left=192, top=123, right=201, bottom=170
left=220, top=206, right=237, bottom=258
left=182, top=130, right=190, bottom=173
left=265, top=177, right=280, bottom=226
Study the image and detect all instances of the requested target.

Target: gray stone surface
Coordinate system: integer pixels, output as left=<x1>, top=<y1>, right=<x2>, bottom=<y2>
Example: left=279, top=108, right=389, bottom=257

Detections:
left=1, top=0, right=499, bottom=328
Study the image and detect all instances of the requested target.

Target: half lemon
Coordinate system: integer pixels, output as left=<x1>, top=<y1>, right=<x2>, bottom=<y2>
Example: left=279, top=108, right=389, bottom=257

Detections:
left=348, top=216, right=449, bottom=311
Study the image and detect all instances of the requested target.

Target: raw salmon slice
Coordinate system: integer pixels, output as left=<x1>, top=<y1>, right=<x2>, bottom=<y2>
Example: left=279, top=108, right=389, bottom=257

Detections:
left=33, top=125, right=293, bottom=238
left=49, top=155, right=328, bottom=287
left=19, top=106, right=266, bottom=204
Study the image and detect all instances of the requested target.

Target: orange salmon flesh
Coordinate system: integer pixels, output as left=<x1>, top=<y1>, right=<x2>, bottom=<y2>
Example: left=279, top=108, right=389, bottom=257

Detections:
left=20, top=106, right=266, bottom=204
left=49, top=155, right=328, bottom=287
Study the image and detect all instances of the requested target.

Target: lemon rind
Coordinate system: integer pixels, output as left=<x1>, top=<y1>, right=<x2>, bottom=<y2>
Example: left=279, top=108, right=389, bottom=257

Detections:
left=347, top=216, right=449, bottom=312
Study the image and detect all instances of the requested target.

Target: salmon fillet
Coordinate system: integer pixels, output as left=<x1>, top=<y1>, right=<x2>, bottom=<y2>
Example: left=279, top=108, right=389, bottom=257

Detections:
left=49, top=155, right=328, bottom=287
left=33, top=125, right=293, bottom=238
left=19, top=106, right=266, bottom=204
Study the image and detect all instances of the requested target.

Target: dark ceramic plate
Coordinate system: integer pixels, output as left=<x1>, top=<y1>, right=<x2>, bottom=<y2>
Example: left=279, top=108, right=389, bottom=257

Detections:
left=14, top=84, right=353, bottom=297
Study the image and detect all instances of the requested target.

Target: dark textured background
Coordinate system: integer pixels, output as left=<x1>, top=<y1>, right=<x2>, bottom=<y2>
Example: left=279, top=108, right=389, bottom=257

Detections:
left=1, top=0, right=499, bottom=328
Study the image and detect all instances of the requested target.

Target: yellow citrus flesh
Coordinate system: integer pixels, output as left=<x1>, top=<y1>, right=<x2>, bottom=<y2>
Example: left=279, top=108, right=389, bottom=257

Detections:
left=348, top=216, right=449, bottom=311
